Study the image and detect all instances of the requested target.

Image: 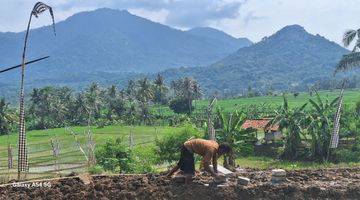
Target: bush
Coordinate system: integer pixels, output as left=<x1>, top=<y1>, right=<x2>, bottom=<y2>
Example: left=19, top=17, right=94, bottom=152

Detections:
left=95, top=138, right=133, bottom=173
left=334, top=149, right=360, bottom=163
left=88, top=165, right=104, bottom=174
left=130, top=145, right=157, bottom=173
left=169, top=98, right=192, bottom=114
left=155, top=124, right=202, bottom=163
left=234, top=142, right=254, bottom=157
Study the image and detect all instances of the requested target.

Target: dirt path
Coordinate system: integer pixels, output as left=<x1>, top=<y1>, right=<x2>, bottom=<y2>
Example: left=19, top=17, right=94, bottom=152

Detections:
left=0, top=167, right=359, bottom=199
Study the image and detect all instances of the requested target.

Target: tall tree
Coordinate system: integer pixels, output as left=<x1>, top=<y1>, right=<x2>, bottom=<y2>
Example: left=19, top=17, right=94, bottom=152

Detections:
left=153, top=74, right=168, bottom=105
left=85, top=83, right=102, bottom=121
left=171, top=77, right=202, bottom=115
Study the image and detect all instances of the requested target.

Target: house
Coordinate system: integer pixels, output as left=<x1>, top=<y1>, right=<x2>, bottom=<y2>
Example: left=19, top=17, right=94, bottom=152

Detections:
left=241, top=118, right=283, bottom=142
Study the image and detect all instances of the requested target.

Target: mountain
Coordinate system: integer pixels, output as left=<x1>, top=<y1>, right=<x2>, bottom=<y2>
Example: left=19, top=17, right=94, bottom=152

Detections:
left=186, top=27, right=252, bottom=49
left=161, top=25, right=350, bottom=96
left=0, top=8, right=251, bottom=95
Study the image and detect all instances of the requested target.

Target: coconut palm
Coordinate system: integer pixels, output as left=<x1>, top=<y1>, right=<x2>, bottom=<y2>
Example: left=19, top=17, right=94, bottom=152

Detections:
left=336, top=29, right=360, bottom=72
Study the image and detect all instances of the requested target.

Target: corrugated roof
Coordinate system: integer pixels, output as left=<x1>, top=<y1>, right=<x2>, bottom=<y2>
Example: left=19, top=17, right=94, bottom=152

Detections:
left=242, top=119, right=279, bottom=131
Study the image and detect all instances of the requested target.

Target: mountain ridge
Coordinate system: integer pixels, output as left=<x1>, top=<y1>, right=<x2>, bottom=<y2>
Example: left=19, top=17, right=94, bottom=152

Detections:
left=160, top=24, right=350, bottom=95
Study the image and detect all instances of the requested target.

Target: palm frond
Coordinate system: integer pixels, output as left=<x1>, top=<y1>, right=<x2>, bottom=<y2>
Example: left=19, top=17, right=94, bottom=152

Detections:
left=343, top=29, right=357, bottom=47
left=335, top=51, right=360, bottom=73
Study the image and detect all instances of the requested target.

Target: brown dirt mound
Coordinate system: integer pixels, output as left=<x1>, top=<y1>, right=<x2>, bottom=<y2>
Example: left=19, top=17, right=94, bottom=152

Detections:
left=1, top=168, right=360, bottom=200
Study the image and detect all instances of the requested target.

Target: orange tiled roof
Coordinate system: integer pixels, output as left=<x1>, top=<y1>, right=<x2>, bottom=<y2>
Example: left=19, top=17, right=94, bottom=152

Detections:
left=242, top=119, right=279, bottom=131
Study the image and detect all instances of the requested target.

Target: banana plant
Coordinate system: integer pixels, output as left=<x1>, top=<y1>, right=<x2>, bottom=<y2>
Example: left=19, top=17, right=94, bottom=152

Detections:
left=307, top=92, right=339, bottom=160
left=215, top=108, right=256, bottom=168
left=267, top=95, right=307, bottom=159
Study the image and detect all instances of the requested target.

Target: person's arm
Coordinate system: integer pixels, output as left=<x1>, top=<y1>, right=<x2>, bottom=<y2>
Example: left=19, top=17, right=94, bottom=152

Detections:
left=202, top=152, right=217, bottom=177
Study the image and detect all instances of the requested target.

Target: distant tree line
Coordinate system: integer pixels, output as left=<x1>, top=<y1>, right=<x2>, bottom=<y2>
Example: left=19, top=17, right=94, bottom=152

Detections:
left=0, top=75, right=202, bottom=134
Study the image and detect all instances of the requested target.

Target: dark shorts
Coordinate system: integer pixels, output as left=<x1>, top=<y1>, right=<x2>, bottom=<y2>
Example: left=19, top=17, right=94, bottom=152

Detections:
left=177, top=145, right=195, bottom=174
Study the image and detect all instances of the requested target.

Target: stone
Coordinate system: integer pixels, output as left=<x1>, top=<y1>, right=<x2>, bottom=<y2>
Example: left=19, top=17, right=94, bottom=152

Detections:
left=271, top=169, right=286, bottom=177
left=235, top=168, right=245, bottom=174
left=210, top=165, right=234, bottom=177
left=237, top=176, right=250, bottom=186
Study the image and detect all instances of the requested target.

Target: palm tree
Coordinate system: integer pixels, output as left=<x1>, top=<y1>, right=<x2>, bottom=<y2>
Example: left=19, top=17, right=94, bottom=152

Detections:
left=268, top=95, right=307, bottom=159
left=85, top=83, right=102, bottom=122
left=153, top=74, right=168, bottom=105
left=136, top=78, right=154, bottom=124
left=336, top=28, right=360, bottom=72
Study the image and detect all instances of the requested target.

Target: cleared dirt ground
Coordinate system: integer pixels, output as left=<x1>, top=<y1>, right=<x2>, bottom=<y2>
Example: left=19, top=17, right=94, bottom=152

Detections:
left=0, top=167, right=359, bottom=200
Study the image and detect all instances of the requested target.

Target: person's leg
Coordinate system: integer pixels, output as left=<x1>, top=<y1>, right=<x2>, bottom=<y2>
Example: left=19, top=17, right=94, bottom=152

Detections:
left=167, top=145, right=186, bottom=177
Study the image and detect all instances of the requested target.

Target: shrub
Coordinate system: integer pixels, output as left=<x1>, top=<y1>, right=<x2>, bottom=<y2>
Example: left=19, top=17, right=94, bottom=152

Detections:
left=130, top=145, right=157, bottom=173
left=155, top=124, right=202, bottom=163
left=88, top=165, right=104, bottom=174
left=334, top=149, right=360, bottom=163
left=95, top=138, right=133, bottom=173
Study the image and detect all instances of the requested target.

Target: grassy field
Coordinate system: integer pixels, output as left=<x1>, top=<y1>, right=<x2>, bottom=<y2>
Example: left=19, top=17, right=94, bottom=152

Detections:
left=0, top=125, right=185, bottom=181
left=157, top=88, right=360, bottom=115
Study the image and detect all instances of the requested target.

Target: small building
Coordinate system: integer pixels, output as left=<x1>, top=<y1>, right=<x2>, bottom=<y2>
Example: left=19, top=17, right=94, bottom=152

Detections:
left=241, top=118, right=283, bottom=142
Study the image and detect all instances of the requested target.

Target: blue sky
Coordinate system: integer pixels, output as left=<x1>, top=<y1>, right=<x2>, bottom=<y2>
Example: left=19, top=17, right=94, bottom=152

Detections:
left=0, top=0, right=359, bottom=45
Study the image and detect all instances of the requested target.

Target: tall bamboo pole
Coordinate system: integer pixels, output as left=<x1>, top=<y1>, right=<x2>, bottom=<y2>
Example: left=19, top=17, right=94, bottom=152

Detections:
left=17, top=2, right=55, bottom=180
left=17, top=13, right=33, bottom=180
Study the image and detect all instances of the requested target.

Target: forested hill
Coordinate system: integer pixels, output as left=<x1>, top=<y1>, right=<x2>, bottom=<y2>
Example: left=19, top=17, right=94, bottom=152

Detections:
left=160, top=25, right=350, bottom=96
left=0, top=8, right=251, bottom=83
left=0, top=8, right=254, bottom=99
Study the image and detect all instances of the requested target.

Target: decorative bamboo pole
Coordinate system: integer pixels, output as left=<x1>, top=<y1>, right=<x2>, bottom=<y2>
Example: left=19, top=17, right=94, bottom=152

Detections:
left=207, top=97, right=217, bottom=140
left=17, top=2, right=55, bottom=181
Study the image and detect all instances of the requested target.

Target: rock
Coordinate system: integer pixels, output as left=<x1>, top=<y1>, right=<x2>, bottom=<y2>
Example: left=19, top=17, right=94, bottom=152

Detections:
left=210, top=165, right=234, bottom=177
left=271, top=169, right=286, bottom=183
left=235, top=168, right=245, bottom=174
left=237, top=176, right=250, bottom=186
left=272, top=169, right=286, bottom=177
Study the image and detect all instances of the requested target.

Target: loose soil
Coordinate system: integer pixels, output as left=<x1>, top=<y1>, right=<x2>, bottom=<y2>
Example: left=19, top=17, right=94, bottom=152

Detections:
left=1, top=167, right=359, bottom=200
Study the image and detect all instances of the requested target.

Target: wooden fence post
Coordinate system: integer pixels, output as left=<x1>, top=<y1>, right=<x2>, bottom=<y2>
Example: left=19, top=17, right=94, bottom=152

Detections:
left=50, top=139, right=60, bottom=175
left=7, top=144, right=13, bottom=170
left=129, top=130, right=134, bottom=149
left=86, top=129, right=96, bottom=166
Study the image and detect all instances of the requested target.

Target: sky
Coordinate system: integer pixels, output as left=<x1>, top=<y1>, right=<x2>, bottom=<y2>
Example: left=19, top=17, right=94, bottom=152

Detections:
left=0, top=0, right=359, bottom=45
